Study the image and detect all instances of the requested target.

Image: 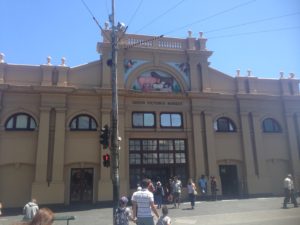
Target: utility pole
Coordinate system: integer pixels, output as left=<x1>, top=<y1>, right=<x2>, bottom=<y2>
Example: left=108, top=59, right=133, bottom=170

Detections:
left=110, top=0, right=120, bottom=216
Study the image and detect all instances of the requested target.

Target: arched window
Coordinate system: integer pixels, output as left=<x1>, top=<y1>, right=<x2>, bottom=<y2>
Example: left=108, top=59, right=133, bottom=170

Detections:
left=214, top=117, right=236, bottom=132
left=5, top=113, right=37, bottom=131
left=69, top=114, right=97, bottom=131
left=262, top=118, right=281, bottom=133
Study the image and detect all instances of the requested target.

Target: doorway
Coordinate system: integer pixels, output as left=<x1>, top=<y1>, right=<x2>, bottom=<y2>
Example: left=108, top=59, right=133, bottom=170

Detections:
left=219, top=165, right=239, bottom=198
left=70, top=168, right=94, bottom=203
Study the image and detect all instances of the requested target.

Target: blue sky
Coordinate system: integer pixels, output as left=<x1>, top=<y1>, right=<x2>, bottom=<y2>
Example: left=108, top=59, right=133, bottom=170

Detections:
left=1, top=0, right=299, bottom=79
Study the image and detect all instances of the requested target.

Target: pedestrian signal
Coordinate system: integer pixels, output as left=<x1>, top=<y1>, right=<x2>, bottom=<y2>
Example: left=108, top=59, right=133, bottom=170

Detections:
left=102, top=154, right=110, bottom=167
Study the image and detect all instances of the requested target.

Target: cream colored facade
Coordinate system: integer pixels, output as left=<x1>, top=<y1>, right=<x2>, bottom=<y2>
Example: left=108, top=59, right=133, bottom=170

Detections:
left=0, top=30, right=300, bottom=208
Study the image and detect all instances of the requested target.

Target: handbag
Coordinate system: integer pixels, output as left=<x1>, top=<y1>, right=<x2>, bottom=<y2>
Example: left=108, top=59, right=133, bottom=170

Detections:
left=193, top=189, right=198, bottom=195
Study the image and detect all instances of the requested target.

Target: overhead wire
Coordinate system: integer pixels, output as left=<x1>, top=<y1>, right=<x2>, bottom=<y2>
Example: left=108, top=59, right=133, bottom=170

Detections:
left=135, top=0, right=188, bottom=33
left=204, top=11, right=300, bottom=34
left=207, top=26, right=300, bottom=39
left=127, top=0, right=144, bottom=28
left=80, top=0, right=104, bottom=31
left=164, top=0, right=257, bottom=36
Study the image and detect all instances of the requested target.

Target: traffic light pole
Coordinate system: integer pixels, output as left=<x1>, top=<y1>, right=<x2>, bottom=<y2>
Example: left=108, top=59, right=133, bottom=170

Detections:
left=110, top=0, right=120, bottom=216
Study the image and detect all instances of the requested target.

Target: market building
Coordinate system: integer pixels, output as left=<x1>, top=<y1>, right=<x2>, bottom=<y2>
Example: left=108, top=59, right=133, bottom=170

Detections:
left=0, top=29, right=299, bottom=207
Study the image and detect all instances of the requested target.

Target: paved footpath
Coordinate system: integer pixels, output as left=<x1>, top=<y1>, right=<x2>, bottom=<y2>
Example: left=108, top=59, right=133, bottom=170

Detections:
left=0, top=197, right=299, bottom=225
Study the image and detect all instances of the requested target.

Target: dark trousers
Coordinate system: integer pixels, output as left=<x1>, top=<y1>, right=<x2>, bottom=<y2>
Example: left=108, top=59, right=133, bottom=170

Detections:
left=283, top=188, right=298, bottom=207
left=189, top=193, right=195, bottom=207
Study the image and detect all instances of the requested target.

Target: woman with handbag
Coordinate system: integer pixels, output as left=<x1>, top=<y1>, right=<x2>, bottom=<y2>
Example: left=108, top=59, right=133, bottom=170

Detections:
left=187, top=178, right=197, bottom=209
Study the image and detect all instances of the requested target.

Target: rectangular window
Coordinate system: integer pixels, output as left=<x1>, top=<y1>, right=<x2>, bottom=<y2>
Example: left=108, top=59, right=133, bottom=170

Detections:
left=160, top=113, right=182, bottom=128
left=129, top=140, right=141, bottom=151
left=129, top=138, right=188, bottom=188
left=132, top=112, right=155, bottom=128
left=129, top=154, right=141, bottom=165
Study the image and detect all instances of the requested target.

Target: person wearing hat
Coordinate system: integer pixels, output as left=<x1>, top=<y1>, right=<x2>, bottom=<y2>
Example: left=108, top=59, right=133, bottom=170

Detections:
left=114, top=196, right=134, bottom=225
left=283, top=174, right=298, bottom=208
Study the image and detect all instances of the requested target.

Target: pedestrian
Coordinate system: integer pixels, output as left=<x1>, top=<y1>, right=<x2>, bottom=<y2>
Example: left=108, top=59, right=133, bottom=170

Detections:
left=0, top=201, right=2, bottom=216
left=187, top=178, right=197, bottom=209
left=148, top=179, right=156, bottom=193
left=154, top=181, right=165, bottom=209
left=156, top=205, right=171, bottom=225
left=114, top=196, right=134, bottom=225
left=23, top=198, right=39, bottom=221
left=198, top=175, right=207, bottom=196
left=131, top=178, right=160, bottom=225
left=171, top=176, right=182, bottom=208
left=283, top=174, right=298, bottom=208
left=210, top=176, right=218, bottom=201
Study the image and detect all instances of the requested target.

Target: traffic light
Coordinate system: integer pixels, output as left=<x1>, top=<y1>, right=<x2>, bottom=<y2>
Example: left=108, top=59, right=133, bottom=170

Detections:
left=102, top=154, right=110, bottom=167
left=100, top=124, right=110, bottom=149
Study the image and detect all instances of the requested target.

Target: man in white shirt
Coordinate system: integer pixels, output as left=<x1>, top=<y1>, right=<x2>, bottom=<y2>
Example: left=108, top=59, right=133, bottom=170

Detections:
left=23, top=198, right=39, bottom=220
left=131, top=179, right=159, bottom=225
left=283, top=174, right=298, bottom=208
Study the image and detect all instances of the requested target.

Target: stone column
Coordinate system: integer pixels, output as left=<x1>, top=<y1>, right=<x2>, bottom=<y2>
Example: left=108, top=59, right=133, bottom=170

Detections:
left=251, top=112, right=270, bottom=192
left=52, top=107, right=66, bottom=181
left=203, top=111, right=218, bottom=176
left=203, top=111, right=220, bottom=194
left=199, top=59, right=212, bottom=92
left=57, top=66, right=69, bottom=87
left=239, top=111, right=258, bottom=194
left=40, top=65, right=53, bottom=86
left=44, top=107, right=66, bottom=204
left=32, top=107, right=51, bottom=202
left=191, top=111, right=205, bottom=179
left=34, top=107, right=51, bottom=182
left=188, top=53, right=201, bottom=92
left=285, top=112, right=300, bottom=188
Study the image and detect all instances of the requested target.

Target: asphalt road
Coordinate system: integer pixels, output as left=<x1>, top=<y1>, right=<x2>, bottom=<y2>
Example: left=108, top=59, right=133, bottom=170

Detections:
left=1, top=197, right=299, bottom=225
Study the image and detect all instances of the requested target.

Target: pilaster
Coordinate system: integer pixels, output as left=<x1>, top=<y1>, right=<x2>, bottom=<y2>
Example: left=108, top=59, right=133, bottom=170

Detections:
left=40, top=65, right=53, bottom=86
left=188, top=54, right=201, bottom=92
left=31, top=107, right=51, bottom=204
left=251, top=112, right=271, bottom=192
left=34, top=107, right=51, bottom=182
left=191, top=111, right=205, bottom=179
left=199, top=59, right=211, bottom=92
left=57, top=66, right=69, bottom=86
left=52, top=107, right=66, bottom=181
left=239, top=112, right=258, bottom=194
left=285, top=112, right=300, bottom=188
left=203, top=111, right=218, bottom=176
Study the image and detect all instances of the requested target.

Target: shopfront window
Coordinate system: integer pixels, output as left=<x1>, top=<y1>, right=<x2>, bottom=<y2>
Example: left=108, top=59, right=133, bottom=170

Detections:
left=129, top=139, right=187, bottom=188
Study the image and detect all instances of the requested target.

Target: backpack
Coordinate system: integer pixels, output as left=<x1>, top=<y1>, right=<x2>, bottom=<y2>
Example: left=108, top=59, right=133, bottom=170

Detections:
left=156, top=216, right=168, bottom=225
left=115, top=207, right=129, bottom=225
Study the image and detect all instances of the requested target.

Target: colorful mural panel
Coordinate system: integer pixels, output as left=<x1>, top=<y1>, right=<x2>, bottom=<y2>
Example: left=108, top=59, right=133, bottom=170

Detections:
left=132, top=71, right=181, bottom=93
left=123, top=59, right=148, bottom=82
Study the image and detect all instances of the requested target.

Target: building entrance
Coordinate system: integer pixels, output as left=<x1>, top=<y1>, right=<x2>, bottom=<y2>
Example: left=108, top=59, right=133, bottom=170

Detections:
left=219, top=165, right=239, bottom=198
left=70, top=168, right=93, bottom=203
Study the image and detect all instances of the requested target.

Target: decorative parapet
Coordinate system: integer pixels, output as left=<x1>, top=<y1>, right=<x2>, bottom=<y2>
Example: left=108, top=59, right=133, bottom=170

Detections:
left=99, top=29, right=211, bottom=52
